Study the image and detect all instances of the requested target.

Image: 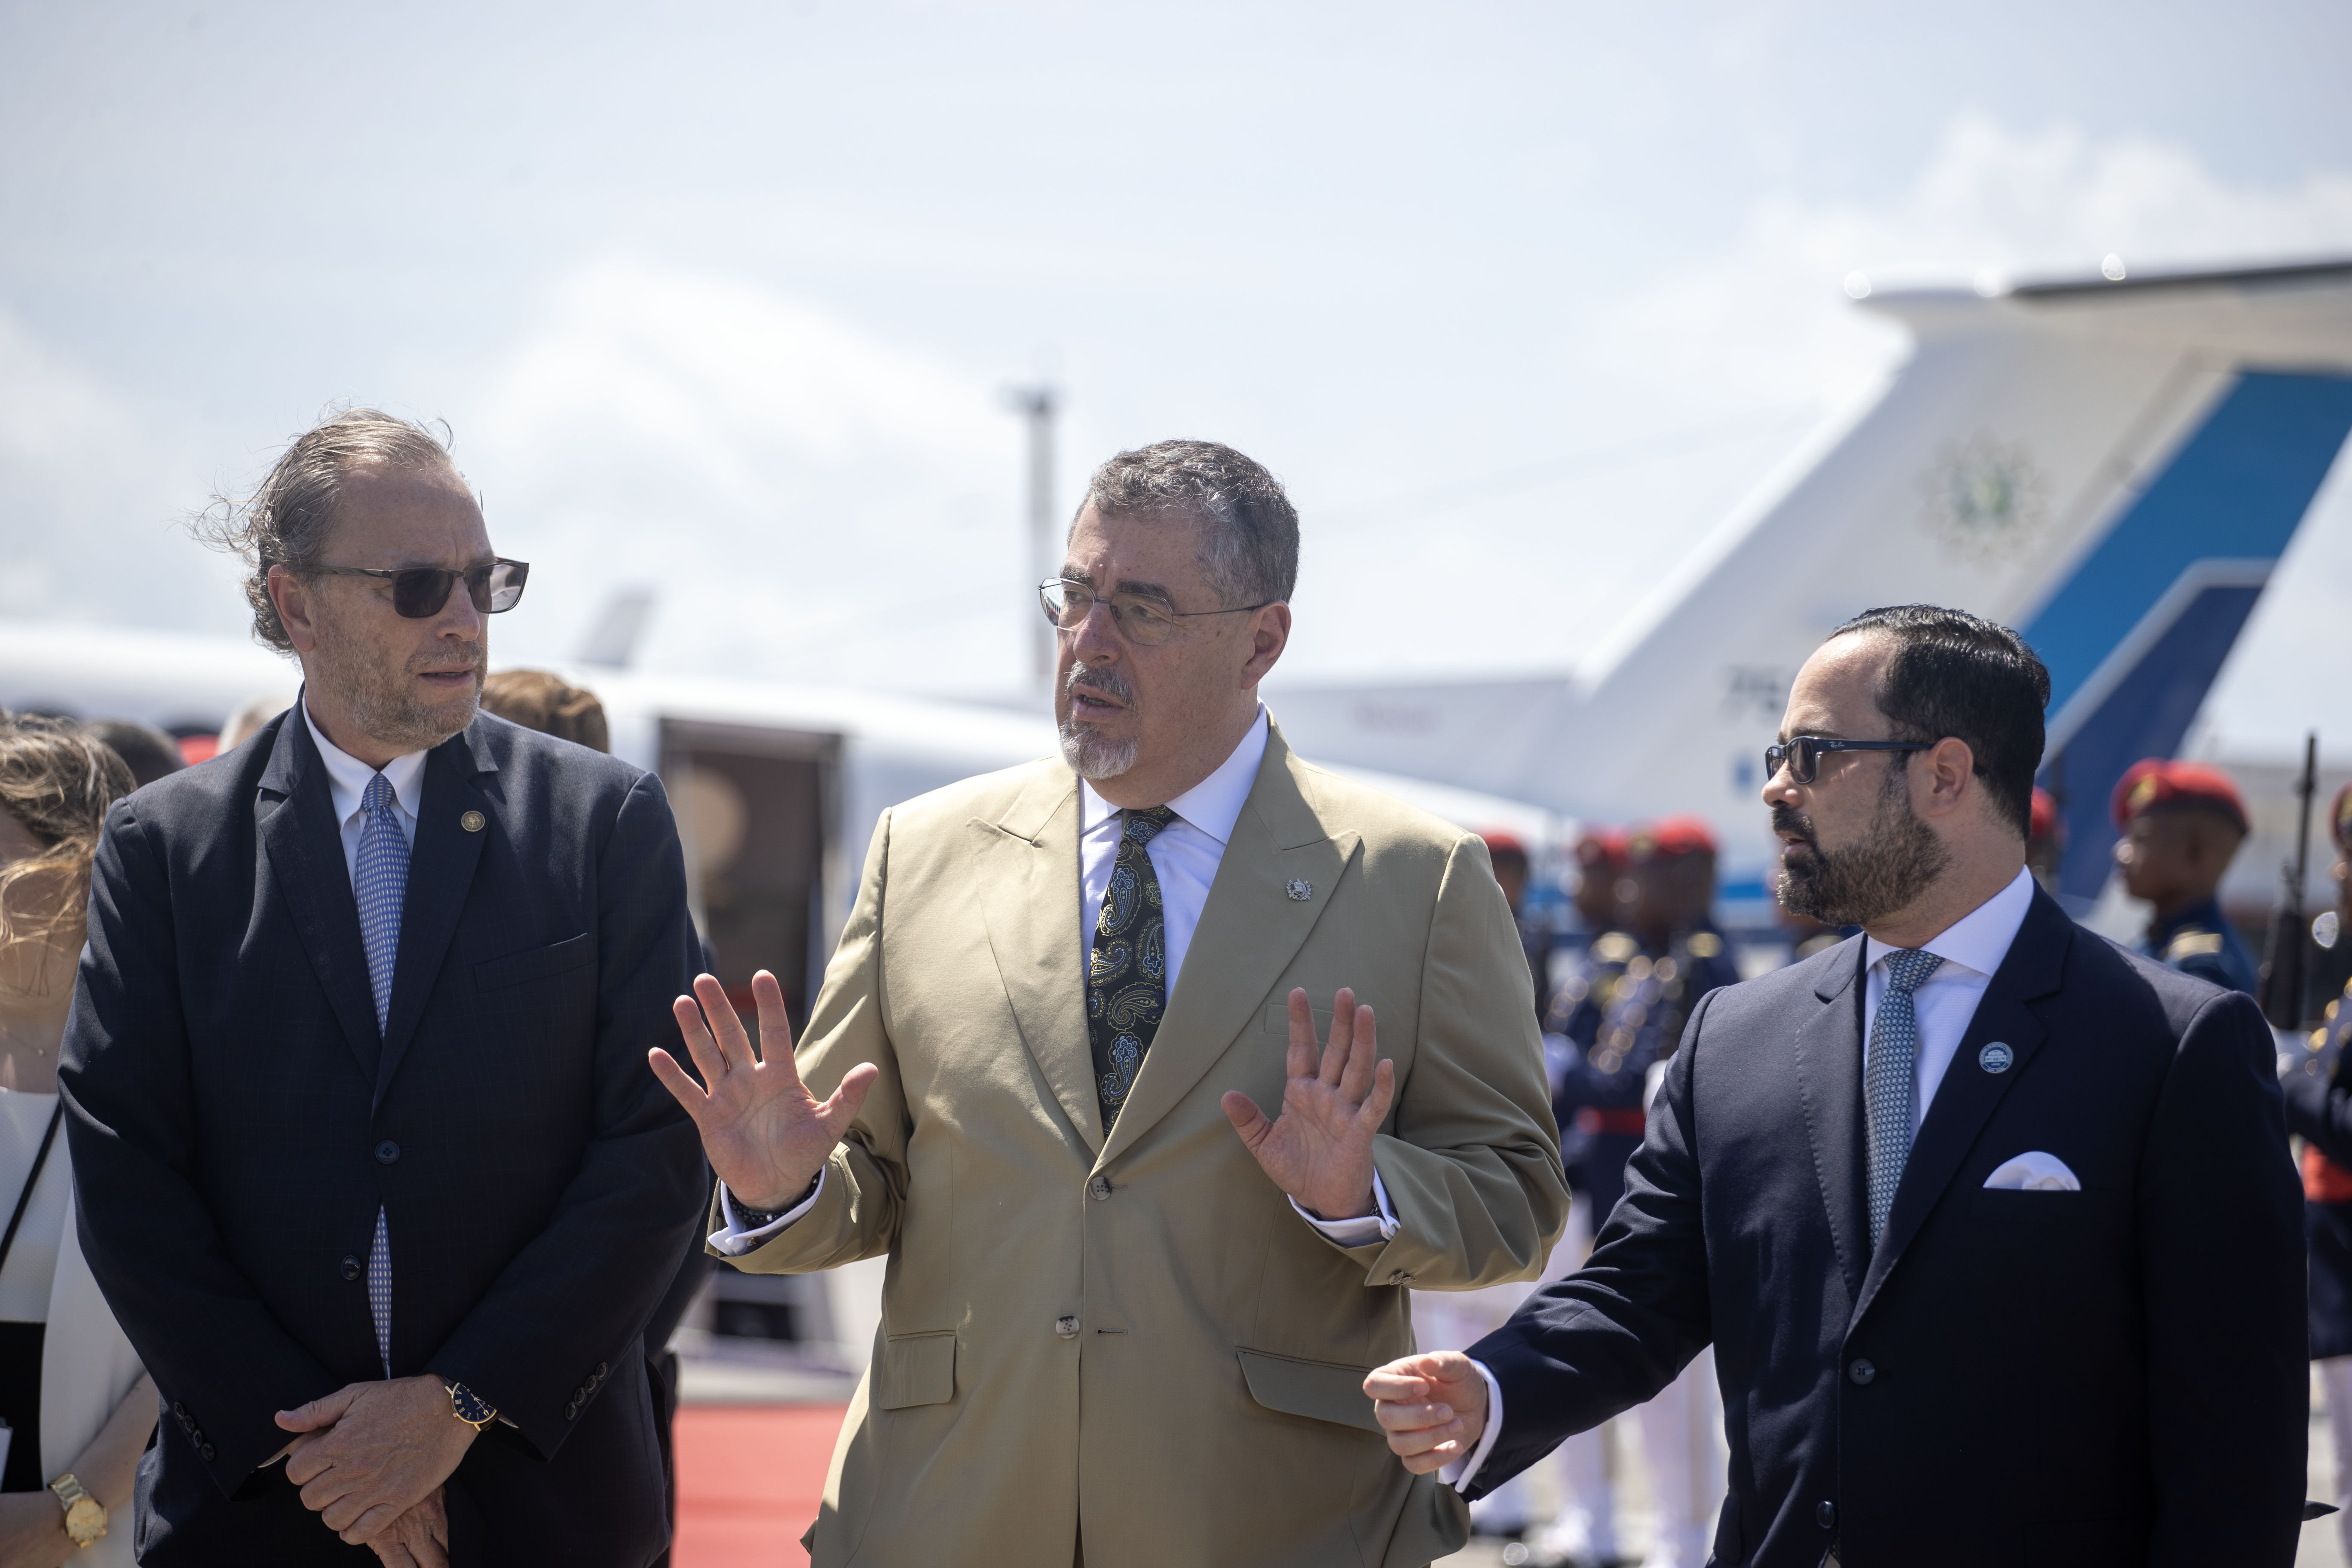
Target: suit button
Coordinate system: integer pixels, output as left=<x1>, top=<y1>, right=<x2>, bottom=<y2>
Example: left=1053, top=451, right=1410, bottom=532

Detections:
left=1054, top=1315, right=1080, bottom=1339
left=564, top=1401, right=578, bottom=1420
left=1388, top=1271, right=1413, bottom=1285
left=596, top=1362, right=608, bottom=1379
left=374, top=1140, right=400, bottom=1165
left=1089, top=1176, right=1113, bottom=1200
left=172, top=1402, right=188, bottom=1422
left=1817, top=1500, right=1836, bottom=1529
left=1847, top=1358, right=1876, bottom=1386
left=200, top=1444, right=216, bottom=1462
left=341, top=1255, right=363, bottom=1282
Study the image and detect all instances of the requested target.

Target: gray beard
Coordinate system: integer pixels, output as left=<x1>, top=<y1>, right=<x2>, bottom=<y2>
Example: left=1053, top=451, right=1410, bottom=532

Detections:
left=1059, top=722, right=1140, bottom=781
left=1776, top=765, right=1950, bottom=927
left=310, top=616, right=481, bottom=756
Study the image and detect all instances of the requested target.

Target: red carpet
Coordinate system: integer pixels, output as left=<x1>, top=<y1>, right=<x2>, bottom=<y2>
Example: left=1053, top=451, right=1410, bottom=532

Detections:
left=674, top=1405, right=848, bottom=1567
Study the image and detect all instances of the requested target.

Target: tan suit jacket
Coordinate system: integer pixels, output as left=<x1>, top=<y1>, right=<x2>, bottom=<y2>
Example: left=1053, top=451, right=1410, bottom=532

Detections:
left=729, top=719, right=1569, bottom=1567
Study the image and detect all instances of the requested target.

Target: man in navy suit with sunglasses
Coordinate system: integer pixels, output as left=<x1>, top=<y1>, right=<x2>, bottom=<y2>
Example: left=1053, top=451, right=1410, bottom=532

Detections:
left=62, top=410, right=705, bottom=1566
left=1368, top=605, right=2308, bottom=1567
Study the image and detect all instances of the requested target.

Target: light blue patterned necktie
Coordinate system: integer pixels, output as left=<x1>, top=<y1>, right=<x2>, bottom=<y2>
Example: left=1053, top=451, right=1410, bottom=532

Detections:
left=354, top=772, right=408, bottom=1376
left=1865, top=947, right=1943, bottom=1248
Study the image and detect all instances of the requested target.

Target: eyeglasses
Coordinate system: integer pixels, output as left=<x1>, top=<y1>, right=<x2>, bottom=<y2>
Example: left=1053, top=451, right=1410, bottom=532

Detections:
left=1038, top=579, right=1271, bottom=648
left=310, top=559, right=530, bottom=619
left=1764, top=735, right=1930, bottom=787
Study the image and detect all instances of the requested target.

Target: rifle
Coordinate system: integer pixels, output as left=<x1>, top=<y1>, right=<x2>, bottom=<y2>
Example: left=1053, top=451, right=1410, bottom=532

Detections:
left=2258, top=733, right=2319, bottom=1030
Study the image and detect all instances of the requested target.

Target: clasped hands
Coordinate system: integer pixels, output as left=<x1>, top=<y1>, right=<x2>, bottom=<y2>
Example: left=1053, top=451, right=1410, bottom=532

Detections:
left=650, top=972, right=1396, bottom=1225
left=274, top=1375, right=475, bottom=1568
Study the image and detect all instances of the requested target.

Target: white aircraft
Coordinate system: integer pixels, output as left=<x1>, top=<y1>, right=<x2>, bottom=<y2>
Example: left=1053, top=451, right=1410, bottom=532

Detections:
left=1266, top=257, right=2352, bottom=934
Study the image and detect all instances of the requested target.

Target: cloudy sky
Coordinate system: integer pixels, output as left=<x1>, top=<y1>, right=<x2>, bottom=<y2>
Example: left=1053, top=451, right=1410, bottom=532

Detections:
left=4, top=0, right=2349, bottom=699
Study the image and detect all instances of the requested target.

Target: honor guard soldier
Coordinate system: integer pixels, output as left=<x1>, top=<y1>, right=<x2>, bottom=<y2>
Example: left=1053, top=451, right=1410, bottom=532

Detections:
left=2282, top=784, right=2352, bottom=1560
left=2111, top=758, right=2259, bottom=995
left=1552, top=817, right=1740, bottom=1236
left=2027, top=784, right=2065, bottom=894
left=1480, top=830, right=1553, bottom=1021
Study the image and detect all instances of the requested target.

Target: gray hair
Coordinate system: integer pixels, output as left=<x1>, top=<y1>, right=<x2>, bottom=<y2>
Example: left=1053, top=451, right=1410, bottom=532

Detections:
left=194, top=407, right=470, bottom=654
left=1078, top=440, right=1298, bottom=607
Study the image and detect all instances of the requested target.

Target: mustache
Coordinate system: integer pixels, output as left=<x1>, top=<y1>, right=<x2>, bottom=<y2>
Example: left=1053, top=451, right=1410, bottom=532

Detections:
left=1771, top=805, right=1816, bottom=846
left=1065, top=660, right=1133, bottom=709
left=407, top=648, right=484, bottom=676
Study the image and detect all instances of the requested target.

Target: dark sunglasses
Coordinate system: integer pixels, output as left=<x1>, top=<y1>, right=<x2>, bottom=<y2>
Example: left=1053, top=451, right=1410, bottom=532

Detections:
left=1764, top=735, right=1929, bottom=786
left=310, top=558, right=530, bottom=619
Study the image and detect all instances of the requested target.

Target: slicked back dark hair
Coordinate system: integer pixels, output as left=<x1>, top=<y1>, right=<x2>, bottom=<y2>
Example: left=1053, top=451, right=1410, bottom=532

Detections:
left=1828, top=604, right=2049, bottom=839
left=1078, top=440, right=1299, bottom=606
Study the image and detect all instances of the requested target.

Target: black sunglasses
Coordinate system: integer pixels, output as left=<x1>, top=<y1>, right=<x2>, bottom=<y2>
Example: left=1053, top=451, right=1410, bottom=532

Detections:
left=310, top=558, right=530, bottom=619
left=1765, top=735, right=1929, bottom=787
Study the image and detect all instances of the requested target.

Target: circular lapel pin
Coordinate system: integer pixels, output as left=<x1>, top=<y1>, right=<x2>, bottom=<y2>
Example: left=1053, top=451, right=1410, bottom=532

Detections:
left=1978, top=1041, right=2014, bottom=1074
left=1285, top=879, right=1313, bottom=901
left=460, top=810, right=486, bottom=833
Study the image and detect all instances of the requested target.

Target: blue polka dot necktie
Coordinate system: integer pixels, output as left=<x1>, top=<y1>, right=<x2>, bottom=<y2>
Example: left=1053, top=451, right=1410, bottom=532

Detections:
left=1089, top=807, right=1174, bottom=1134
left=1865, top=947, right=1943, bottom=1249
left=354, top=772, right=408, bottom=1377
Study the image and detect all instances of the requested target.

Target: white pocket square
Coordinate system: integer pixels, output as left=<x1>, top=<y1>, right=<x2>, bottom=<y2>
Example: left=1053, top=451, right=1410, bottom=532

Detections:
left=1983, top=1152, right=2081, bottom=1191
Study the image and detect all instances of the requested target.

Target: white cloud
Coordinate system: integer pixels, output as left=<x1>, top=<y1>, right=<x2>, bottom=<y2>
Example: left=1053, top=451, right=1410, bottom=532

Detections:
left=0, top=312, right=237, bottom=631
left=465, top=258, right=1027, bottom=689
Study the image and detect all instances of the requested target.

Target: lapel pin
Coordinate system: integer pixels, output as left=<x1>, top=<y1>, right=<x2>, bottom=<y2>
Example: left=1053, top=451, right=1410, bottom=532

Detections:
left=1978, top=1041, right=2014, bottom=1074
left=1285, top=879, right=1314, bottom=902
left=460, top=810, right=486, bottom=833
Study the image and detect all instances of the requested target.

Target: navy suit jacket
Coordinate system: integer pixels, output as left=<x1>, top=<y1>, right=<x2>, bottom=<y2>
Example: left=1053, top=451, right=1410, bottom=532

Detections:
left=61, top=707, right=706, bottom=1565
left=1467, top=888, right=2306, bottom=1568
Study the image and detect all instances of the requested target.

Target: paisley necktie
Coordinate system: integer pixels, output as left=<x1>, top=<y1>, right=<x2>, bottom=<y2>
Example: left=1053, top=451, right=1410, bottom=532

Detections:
left=1089, top=806, right=1175, bottom=1133
left=1865, top=947, right=1943, bottom=1248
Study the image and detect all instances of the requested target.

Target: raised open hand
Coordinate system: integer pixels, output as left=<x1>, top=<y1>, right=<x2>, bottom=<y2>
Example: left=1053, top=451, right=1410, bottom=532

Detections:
left=649, top=970, right=879, bottom=1211
left=1222, top=987, right=1396, bottom=1221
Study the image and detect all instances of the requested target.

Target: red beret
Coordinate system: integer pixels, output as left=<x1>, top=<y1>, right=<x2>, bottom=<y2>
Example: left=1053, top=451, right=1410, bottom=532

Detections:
left=2028, top=787, right=2062, bottom=847
left=1479, top=829, right=1529, bottom=860
left=2332, top=783, right=2352, bottom=851
left=1574, top=827, right=1628, bottom=869
left=2110, top=759, right=2248, bottom=834
left=1631, top=814, right=1717, bottom=860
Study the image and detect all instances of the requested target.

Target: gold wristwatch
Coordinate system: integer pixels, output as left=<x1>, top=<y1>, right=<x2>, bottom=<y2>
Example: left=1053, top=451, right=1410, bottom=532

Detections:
left=47, top=1472, right=105, bottom=1547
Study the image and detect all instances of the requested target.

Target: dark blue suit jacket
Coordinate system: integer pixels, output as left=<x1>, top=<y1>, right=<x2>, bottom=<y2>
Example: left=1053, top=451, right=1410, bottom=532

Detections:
left=61, top=707, right=706, bottom=1565
left=1467, top=888, right=2306, bottom=1567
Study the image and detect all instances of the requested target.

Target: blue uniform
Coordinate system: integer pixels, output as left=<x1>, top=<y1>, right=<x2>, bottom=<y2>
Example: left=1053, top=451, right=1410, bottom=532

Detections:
left=2282, top=979, right=2352, bottom=1358
left=1549, top=925, right=1740, bottom=1226
left=2135, top=893, right=2259, bottom=995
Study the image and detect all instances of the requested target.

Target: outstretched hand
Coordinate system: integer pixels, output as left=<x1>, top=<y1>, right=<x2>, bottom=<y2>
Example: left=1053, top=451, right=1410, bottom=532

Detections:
left=649, top=970, right=879, bottom=1211
left=1364, top=1351, right=1489, bottom=1474
left=1222, top=987, right=1396, bottom=1221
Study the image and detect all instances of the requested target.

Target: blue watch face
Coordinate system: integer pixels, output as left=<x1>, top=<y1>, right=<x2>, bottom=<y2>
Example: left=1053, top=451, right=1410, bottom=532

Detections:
left=449, top=1383, right=495, bottom=1424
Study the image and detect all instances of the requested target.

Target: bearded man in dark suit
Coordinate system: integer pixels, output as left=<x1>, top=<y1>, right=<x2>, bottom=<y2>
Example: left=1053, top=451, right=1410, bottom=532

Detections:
left=1368, top=604, right=2307, bottom=1567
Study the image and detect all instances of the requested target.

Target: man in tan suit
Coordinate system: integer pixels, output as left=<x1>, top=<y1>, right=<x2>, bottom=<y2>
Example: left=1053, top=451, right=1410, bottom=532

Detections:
left=651, top=440, right=1568, bottom=1566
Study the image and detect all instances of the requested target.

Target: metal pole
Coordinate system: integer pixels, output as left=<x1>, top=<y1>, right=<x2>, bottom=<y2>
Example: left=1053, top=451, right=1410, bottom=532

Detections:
left=1006, top=385, right=1059, bottom=690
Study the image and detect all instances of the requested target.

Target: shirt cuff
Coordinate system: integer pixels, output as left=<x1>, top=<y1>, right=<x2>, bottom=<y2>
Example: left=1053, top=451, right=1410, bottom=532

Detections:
left=709, top=1171, right=824, bottom=1256
left=1289, top=1170, right=1401, bottom=1246
left=1440, top=1358, right=1507, bottom=1494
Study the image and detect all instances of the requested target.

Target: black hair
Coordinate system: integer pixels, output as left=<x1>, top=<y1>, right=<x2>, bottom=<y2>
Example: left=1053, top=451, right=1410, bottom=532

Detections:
left=1827, top=604, right=2049, bottom=839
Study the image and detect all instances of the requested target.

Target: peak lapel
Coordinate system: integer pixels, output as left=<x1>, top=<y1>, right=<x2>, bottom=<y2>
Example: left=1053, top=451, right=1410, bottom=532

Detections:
left=374, top=729, right=495, bottom=1107
left=1792, top=939, right=1870, bottom=1311
left=1098, top=728, right=1358, bottom=1170
left=1853, top=890, right=2071, bottom=1327
left=254, top=714, right=383, bottom=1085
left=967, top=772, right=1101, bottom=1156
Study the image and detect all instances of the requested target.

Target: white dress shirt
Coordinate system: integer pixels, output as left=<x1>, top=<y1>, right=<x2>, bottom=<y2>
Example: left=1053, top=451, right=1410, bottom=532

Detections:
left=711, top=705, right=1400, bottom=1252
left=1447, top=865, right=2039, bottom=1492
left=303, top=703, right=425, bottom=875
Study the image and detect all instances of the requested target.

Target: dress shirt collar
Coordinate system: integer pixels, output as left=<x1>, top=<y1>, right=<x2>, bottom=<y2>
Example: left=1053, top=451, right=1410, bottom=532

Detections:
left=303, top=699, right=428, bottom=827
left=1079, top=704, right=1269, bottom=845
left=1864, top=864, right=2037, bottom=981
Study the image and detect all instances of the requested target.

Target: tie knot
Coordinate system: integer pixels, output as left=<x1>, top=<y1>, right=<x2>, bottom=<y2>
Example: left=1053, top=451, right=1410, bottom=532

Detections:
left=1123, top=806, right=1176, bottom=846
left=364, top=772, right=397, bottom=816
left=1884, top=947, right=1943, bottom=995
